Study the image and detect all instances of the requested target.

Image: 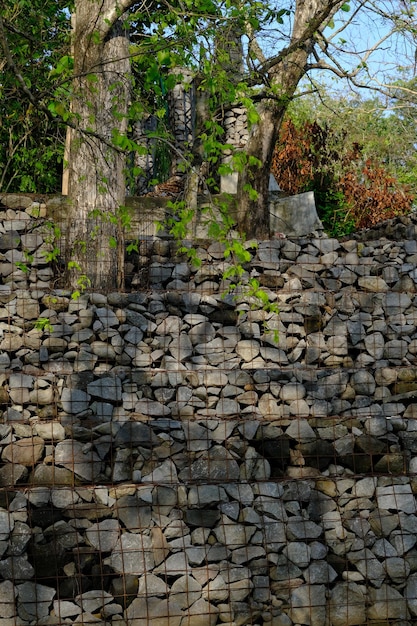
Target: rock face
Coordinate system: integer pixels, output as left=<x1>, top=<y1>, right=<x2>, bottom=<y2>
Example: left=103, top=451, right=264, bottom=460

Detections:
left=2, top=194, right=417, bottom=624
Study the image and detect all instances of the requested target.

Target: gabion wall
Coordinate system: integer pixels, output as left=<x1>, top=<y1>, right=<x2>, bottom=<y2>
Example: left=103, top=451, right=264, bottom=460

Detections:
left=1, top=193, right=417, bottom=625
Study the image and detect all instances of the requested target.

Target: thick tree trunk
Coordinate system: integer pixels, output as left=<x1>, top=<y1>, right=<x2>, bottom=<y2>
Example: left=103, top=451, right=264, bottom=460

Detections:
left=236, top=102, right=283, bottom=238
left=236, top=0, right=341, bottom=238
left=66, top=1, right=130, bottom=291
left=236, top=51, right=307, bottom=239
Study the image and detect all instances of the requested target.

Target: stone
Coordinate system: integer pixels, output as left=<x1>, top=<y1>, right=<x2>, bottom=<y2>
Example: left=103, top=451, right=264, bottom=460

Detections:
left=285, top=418, right=315, bottom=442
left=405, top=572, right=417, bottom=616
left=86, top=519, right=121, bottom=552
left=34, top=422, right=65, bottom=441
left=53, top=600, right=82, bottom=619
left=75, top=590, right=114, bottom=614
left=280, top=383, right=306, bottom=402
left=384, top=556, right=410, bottom=582
left=350, top=370, right=376, bottom=395
left=328, top=582, right=366, bottom=626
left=384, top=339, right=409, bottom=361
left=282, top=542, right=311, bottom=568
left=376, top=484, right=417, bottom=514
left=0, top=581, right=16, bottom=618
left=54, top=440, right=102, bottom=482
left=17, top=582, right=55, bottom=620
left=170, top=575, right=202, bottom=609
left=87, top=377, right=122, bottom=402
left=2, top=437, right=44, bottom=467
left=348, top=549, right=385, bottom=586
left=109, top=533, right=155, bottom=574
left=367, top=584, right=409, bottom=621
left=116, top=495, right=152, bottom=531
left=16, top=298, right=39, bottom=320
left=179, top=446, right=240, bottom=481
left=289, top=584, right=327, bottom=626
left=358, top=276, right=389, bottom=292
left=125, top=596, right=182, bottom=626
left=60, top=388, right=90, bottom=413
left=137, top=573, right=168, bottom=597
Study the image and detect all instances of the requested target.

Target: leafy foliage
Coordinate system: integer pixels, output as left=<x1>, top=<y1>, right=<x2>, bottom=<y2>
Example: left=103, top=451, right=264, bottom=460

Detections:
left=0, top=0, right=69, bottom=192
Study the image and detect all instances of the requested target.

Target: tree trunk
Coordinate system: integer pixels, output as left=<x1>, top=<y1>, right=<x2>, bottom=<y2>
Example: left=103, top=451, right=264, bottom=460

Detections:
left=66, top=1, right=130, bottom=291
left=236, top=102, right=283, bottom=238
left=236, top=0, right=341, bottom=238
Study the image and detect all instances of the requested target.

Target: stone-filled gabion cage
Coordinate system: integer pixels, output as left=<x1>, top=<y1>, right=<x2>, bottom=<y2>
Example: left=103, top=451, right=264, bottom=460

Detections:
left=2, top=193, right=417, bottom=625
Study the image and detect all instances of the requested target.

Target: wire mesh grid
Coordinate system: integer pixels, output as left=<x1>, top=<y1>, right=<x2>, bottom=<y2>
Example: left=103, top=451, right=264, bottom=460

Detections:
left=1, top=197, right=417, bottom=624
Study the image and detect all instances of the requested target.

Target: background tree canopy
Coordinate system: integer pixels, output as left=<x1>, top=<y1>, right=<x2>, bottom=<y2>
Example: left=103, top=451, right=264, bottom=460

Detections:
left=0, top=0, right=69, bottom=192
left=1, top=0, right=417, bottom=288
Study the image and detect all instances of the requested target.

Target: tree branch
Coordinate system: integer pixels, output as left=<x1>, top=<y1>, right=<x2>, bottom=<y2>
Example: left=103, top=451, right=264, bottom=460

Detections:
left=256, top=0, right=346, bottom=75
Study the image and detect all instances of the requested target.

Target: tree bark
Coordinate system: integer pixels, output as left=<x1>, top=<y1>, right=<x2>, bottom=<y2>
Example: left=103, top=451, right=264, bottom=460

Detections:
left=236, top=0, right=344, bottom=238
left=236, top=101, right=283, bottom=238
left=66, top=0, right=130, bottom=291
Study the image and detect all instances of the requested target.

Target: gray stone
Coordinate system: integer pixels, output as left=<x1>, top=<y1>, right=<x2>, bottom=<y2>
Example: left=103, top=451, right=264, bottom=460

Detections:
left=95, top=307, right=120, bottom=328
left=54, top=440, right=102, bottom=481
left=358, top=276, right=389, bottom=292
left=60, top=387, right=90, bottom=413
left=328, top=582, right=366, bottom=626
left=142, top=459, right=178, bottom=484
left=384, top=556, right=410, bottom=582
left=169, top=334, right=193, bottom=361
left=125, top=596, right=182, bottom=626
left=116, top=495, right=152, bottom=531
left=347, top=320, right=365, bottom=345
left=177, top=597, right=218, bottom=626
left=285, top=418, right=315, bottom=442
left=367, top=584, right=409, bottom=620
left=87, top=377, right=122, bottom=402
left=8, top=373, right=33, bottom=404
left=348, top=548, right=385, bottom=586
left=75, top=590, right=113, bottom=614
left=16, top=297, right=39, bottom=320
left=283, top=542, right=311, bottom=568
left=109, top=533, right=155, bottom=574
left=303, top=561, right=338, bottom=584
left=53, top=600, right=82, bottom=619
left=364, top=332, right=385, bottom=359
left=86, top=519, right=120, bottom=552
left=312, top=371, right=349, bottom=400
left=17, top=582, right=55, bottom=620
left=382, top=292, right=412, bottom=315
left=350, top=370, right=376, bottom=395
left=289, top=584, right=326, bottom=626
left=376, top=484, right=417, bottom=514
left=170, top=575, right=202, bottom=609
left=188, top=322, right=216, bottom=345
left=135, top=398, right=171, bottom=416
left=179, top=446, right=240, bottom=481
left=405, top=571, right=417, bottom=616
left=384, top=339, right=409, bottom=360
left=137, top=573, right=168, bottom=597
left=287, top=517, right=322, bottom=540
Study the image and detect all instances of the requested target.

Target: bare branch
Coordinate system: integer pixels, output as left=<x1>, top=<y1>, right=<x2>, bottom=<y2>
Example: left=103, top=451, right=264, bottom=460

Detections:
left=256, top=1, right=347, bottom=75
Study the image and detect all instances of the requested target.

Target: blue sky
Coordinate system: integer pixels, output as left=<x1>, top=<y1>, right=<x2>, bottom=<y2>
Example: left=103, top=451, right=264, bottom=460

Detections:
left=318, top=1, right=416, bottom=95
